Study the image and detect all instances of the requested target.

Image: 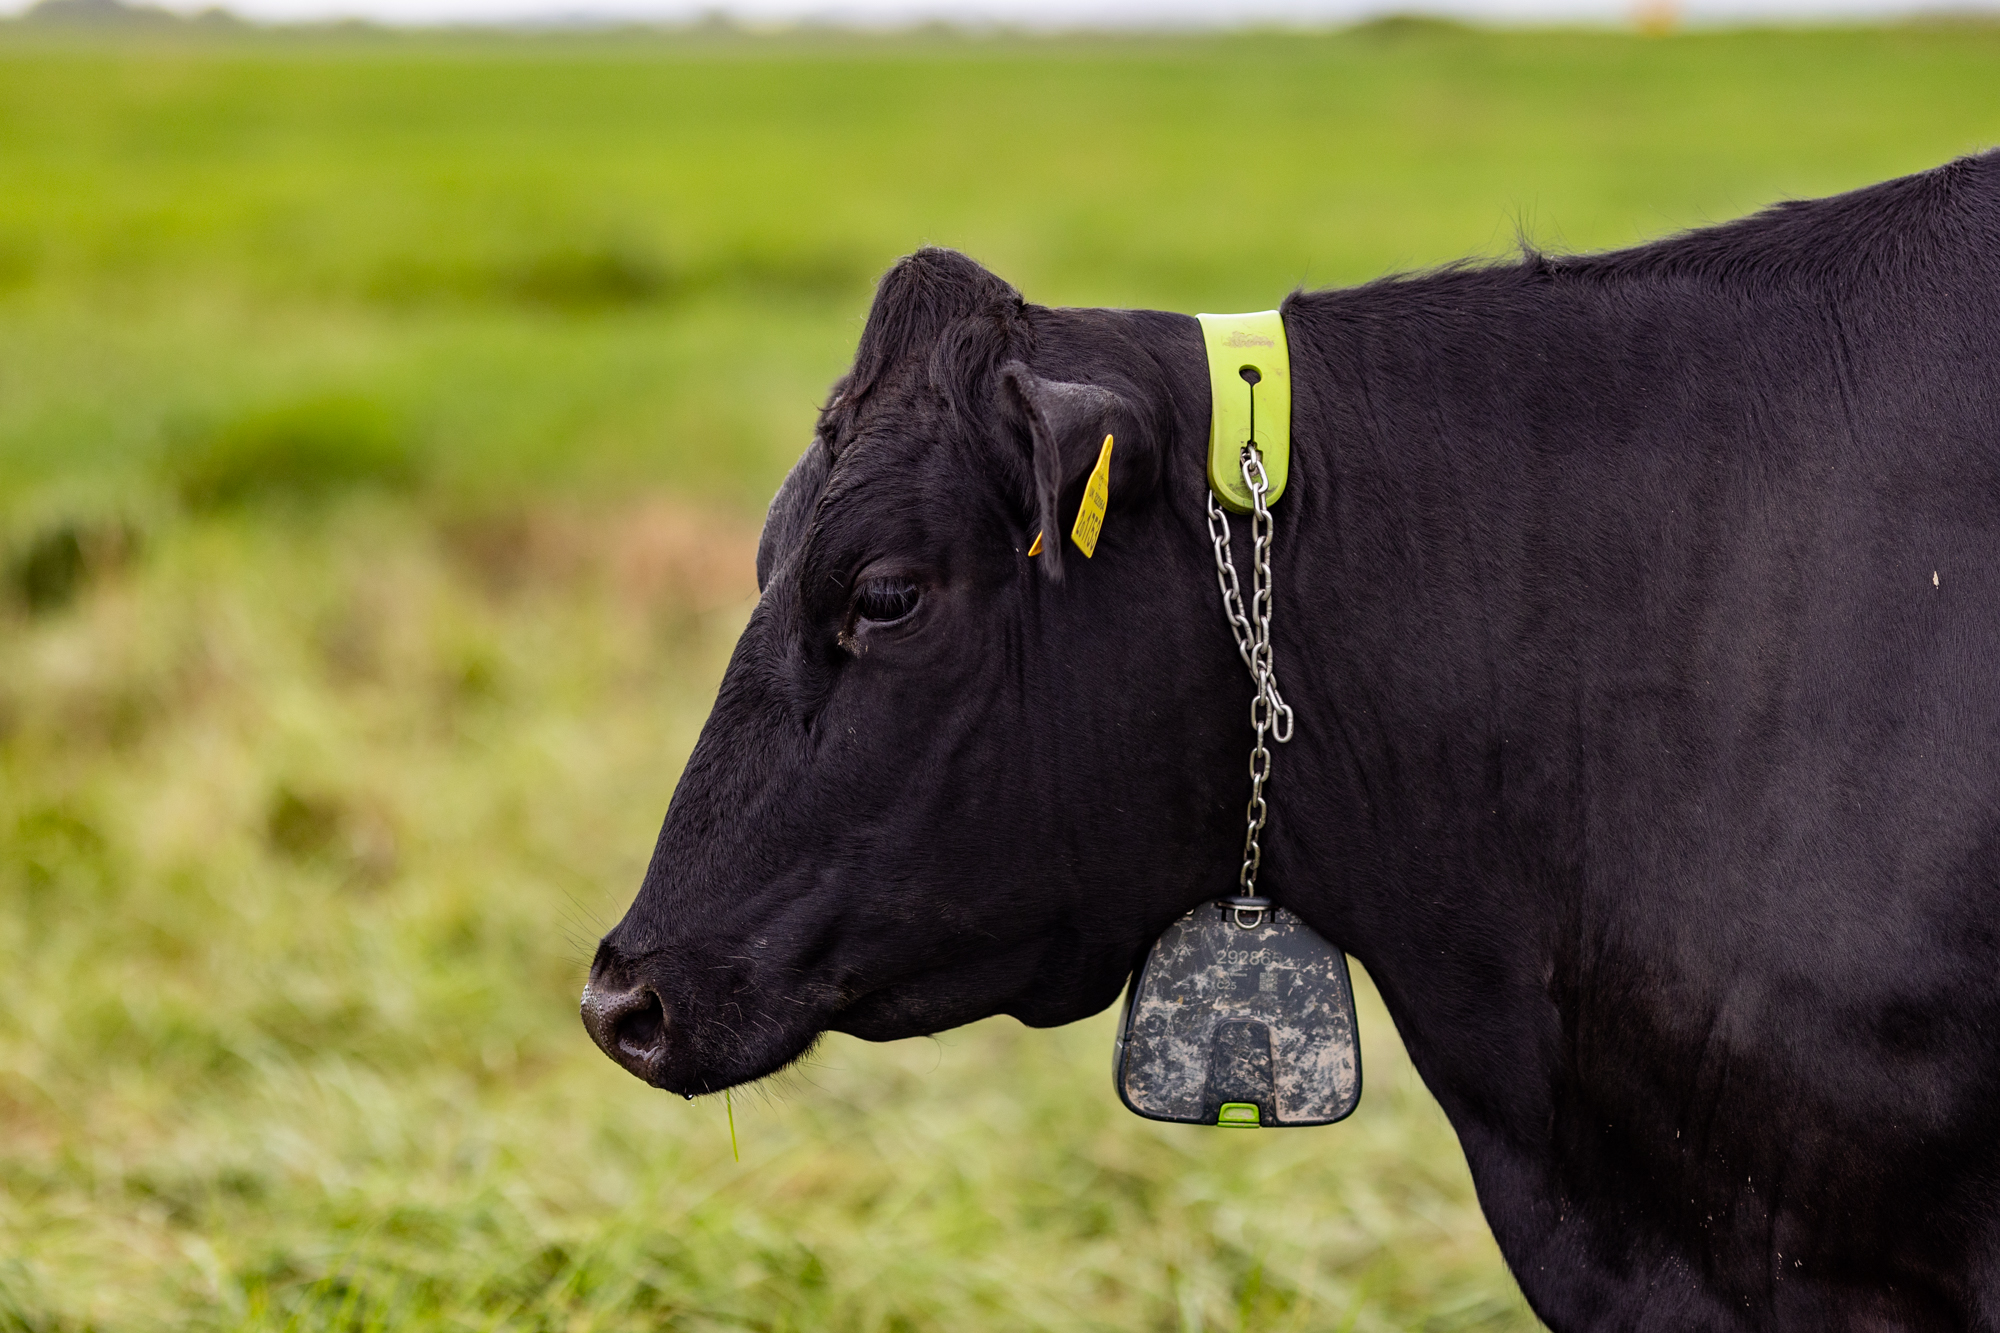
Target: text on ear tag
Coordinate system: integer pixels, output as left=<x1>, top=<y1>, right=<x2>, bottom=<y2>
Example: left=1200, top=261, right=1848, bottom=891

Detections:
left=1070, top=434, right=1114, bottom=558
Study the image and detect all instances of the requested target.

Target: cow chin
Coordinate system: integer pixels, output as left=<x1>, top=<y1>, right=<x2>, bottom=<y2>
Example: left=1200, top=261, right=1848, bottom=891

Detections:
left=826, top=940, right=1046, bottom=1042
left=828, top=935, right=1133, bottom=1043
left=828, top=981, right=1014, bottom=1043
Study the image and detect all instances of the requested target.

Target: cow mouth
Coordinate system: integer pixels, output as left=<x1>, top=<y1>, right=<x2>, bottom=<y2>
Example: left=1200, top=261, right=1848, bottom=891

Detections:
left=581, top=946, right=836, bottom=1094
left=580, top=967, right=953, bottom=1091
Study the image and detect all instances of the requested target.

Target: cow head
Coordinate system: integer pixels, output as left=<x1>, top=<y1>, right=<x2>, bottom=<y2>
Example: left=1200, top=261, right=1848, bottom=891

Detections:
left=583, top=248, right=1258, bottom=1094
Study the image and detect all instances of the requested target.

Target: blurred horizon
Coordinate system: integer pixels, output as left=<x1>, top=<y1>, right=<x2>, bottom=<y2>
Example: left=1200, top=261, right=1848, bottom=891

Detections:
left=8, top=0, right=2000, bottom=32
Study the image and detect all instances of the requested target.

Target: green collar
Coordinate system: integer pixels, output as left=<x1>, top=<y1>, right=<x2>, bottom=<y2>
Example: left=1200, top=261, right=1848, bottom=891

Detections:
left=1196, top=310, right=1291, bottom=514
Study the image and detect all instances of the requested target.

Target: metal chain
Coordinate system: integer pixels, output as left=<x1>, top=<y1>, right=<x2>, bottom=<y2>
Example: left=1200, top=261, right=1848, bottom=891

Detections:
left=1207, top=444, right=1295, bottom=900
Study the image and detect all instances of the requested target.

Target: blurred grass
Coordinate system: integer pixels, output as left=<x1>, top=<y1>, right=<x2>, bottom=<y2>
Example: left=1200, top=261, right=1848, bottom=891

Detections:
left=4, top=22, right=2000, bottom=513
left=2, top=19, right=1998, bottom=1330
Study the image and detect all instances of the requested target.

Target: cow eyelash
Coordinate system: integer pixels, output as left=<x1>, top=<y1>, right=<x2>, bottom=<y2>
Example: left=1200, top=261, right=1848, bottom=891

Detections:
left=852, top=576, right=920, bottom=626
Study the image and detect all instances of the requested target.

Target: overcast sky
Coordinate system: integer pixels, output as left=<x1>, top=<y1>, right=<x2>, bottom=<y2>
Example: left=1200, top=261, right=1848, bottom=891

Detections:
left=46, top=0, right=2000, bottom=36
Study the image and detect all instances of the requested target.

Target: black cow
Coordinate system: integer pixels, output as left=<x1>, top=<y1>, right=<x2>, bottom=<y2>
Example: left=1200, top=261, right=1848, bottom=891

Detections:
left=584, top=151, right=2000, bottom=1330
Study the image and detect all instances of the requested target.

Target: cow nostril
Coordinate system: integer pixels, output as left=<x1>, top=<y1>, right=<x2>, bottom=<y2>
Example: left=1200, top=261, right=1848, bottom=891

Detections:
left=582, top=979, right=671, bottom=1081
left=614, top=989, right=667, bottom=1060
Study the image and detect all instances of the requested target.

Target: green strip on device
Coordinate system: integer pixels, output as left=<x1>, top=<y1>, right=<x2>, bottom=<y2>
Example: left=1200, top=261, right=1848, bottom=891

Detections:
left=1197, top=310, right=1291, bottom=514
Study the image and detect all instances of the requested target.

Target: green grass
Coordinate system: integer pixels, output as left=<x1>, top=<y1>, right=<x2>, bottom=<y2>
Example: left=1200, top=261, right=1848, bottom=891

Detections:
left=2, top=21, right=1998, bottom=1331
left=4, top=22, right=1999, bottom=514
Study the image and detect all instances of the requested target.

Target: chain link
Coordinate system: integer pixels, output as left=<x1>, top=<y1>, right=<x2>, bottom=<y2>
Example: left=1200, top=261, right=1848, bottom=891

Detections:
left=1207, top=445, right=1295, bottom=897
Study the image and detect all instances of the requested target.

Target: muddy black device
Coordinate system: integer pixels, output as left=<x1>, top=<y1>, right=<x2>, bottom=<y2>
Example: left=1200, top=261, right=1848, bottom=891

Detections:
left=1113, top=899, right=1361, bottom=1128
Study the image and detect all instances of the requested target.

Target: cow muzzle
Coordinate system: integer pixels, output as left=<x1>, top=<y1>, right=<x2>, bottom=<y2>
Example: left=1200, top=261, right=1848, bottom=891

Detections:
left=580, top=976, right=670, bottom=1084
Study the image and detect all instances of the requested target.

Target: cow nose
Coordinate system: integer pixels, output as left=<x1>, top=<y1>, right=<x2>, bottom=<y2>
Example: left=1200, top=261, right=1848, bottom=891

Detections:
left=581, top=979, right=669, bottom=1083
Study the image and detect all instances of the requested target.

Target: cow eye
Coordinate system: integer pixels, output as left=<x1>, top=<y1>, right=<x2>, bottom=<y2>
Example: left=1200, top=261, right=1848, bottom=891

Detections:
left=853, top=576, right=920, bottom=625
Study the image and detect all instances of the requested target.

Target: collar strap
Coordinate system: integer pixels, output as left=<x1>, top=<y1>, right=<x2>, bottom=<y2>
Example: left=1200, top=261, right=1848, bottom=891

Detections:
left=1196, top=310, right=1292, bottom=514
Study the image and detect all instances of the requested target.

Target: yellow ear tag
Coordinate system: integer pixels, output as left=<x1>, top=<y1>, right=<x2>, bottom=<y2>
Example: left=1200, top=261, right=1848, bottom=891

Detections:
left=1027, top=531, right=1043, bottom=557
left=1069, top=435, right=1114, bottom=558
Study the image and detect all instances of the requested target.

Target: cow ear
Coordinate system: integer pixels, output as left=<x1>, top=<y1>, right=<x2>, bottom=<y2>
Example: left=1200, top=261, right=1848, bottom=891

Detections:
left=999, top=361, right=1131, bottom=583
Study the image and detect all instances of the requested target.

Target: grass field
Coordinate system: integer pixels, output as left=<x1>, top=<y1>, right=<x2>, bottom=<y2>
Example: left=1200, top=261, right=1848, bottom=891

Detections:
left=2, top=20, right=1998, bottom=1330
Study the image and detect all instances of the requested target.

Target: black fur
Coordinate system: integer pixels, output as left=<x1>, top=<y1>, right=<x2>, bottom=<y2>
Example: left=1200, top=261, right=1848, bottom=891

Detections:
left=590, top=151, right=2000, bottom=1330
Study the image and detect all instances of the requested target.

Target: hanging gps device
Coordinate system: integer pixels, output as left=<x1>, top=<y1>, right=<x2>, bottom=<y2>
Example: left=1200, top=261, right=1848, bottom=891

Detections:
left=1113, top=310, right=1362, bottom=1129
left=1114, top=899, right=1361, bottom=1127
